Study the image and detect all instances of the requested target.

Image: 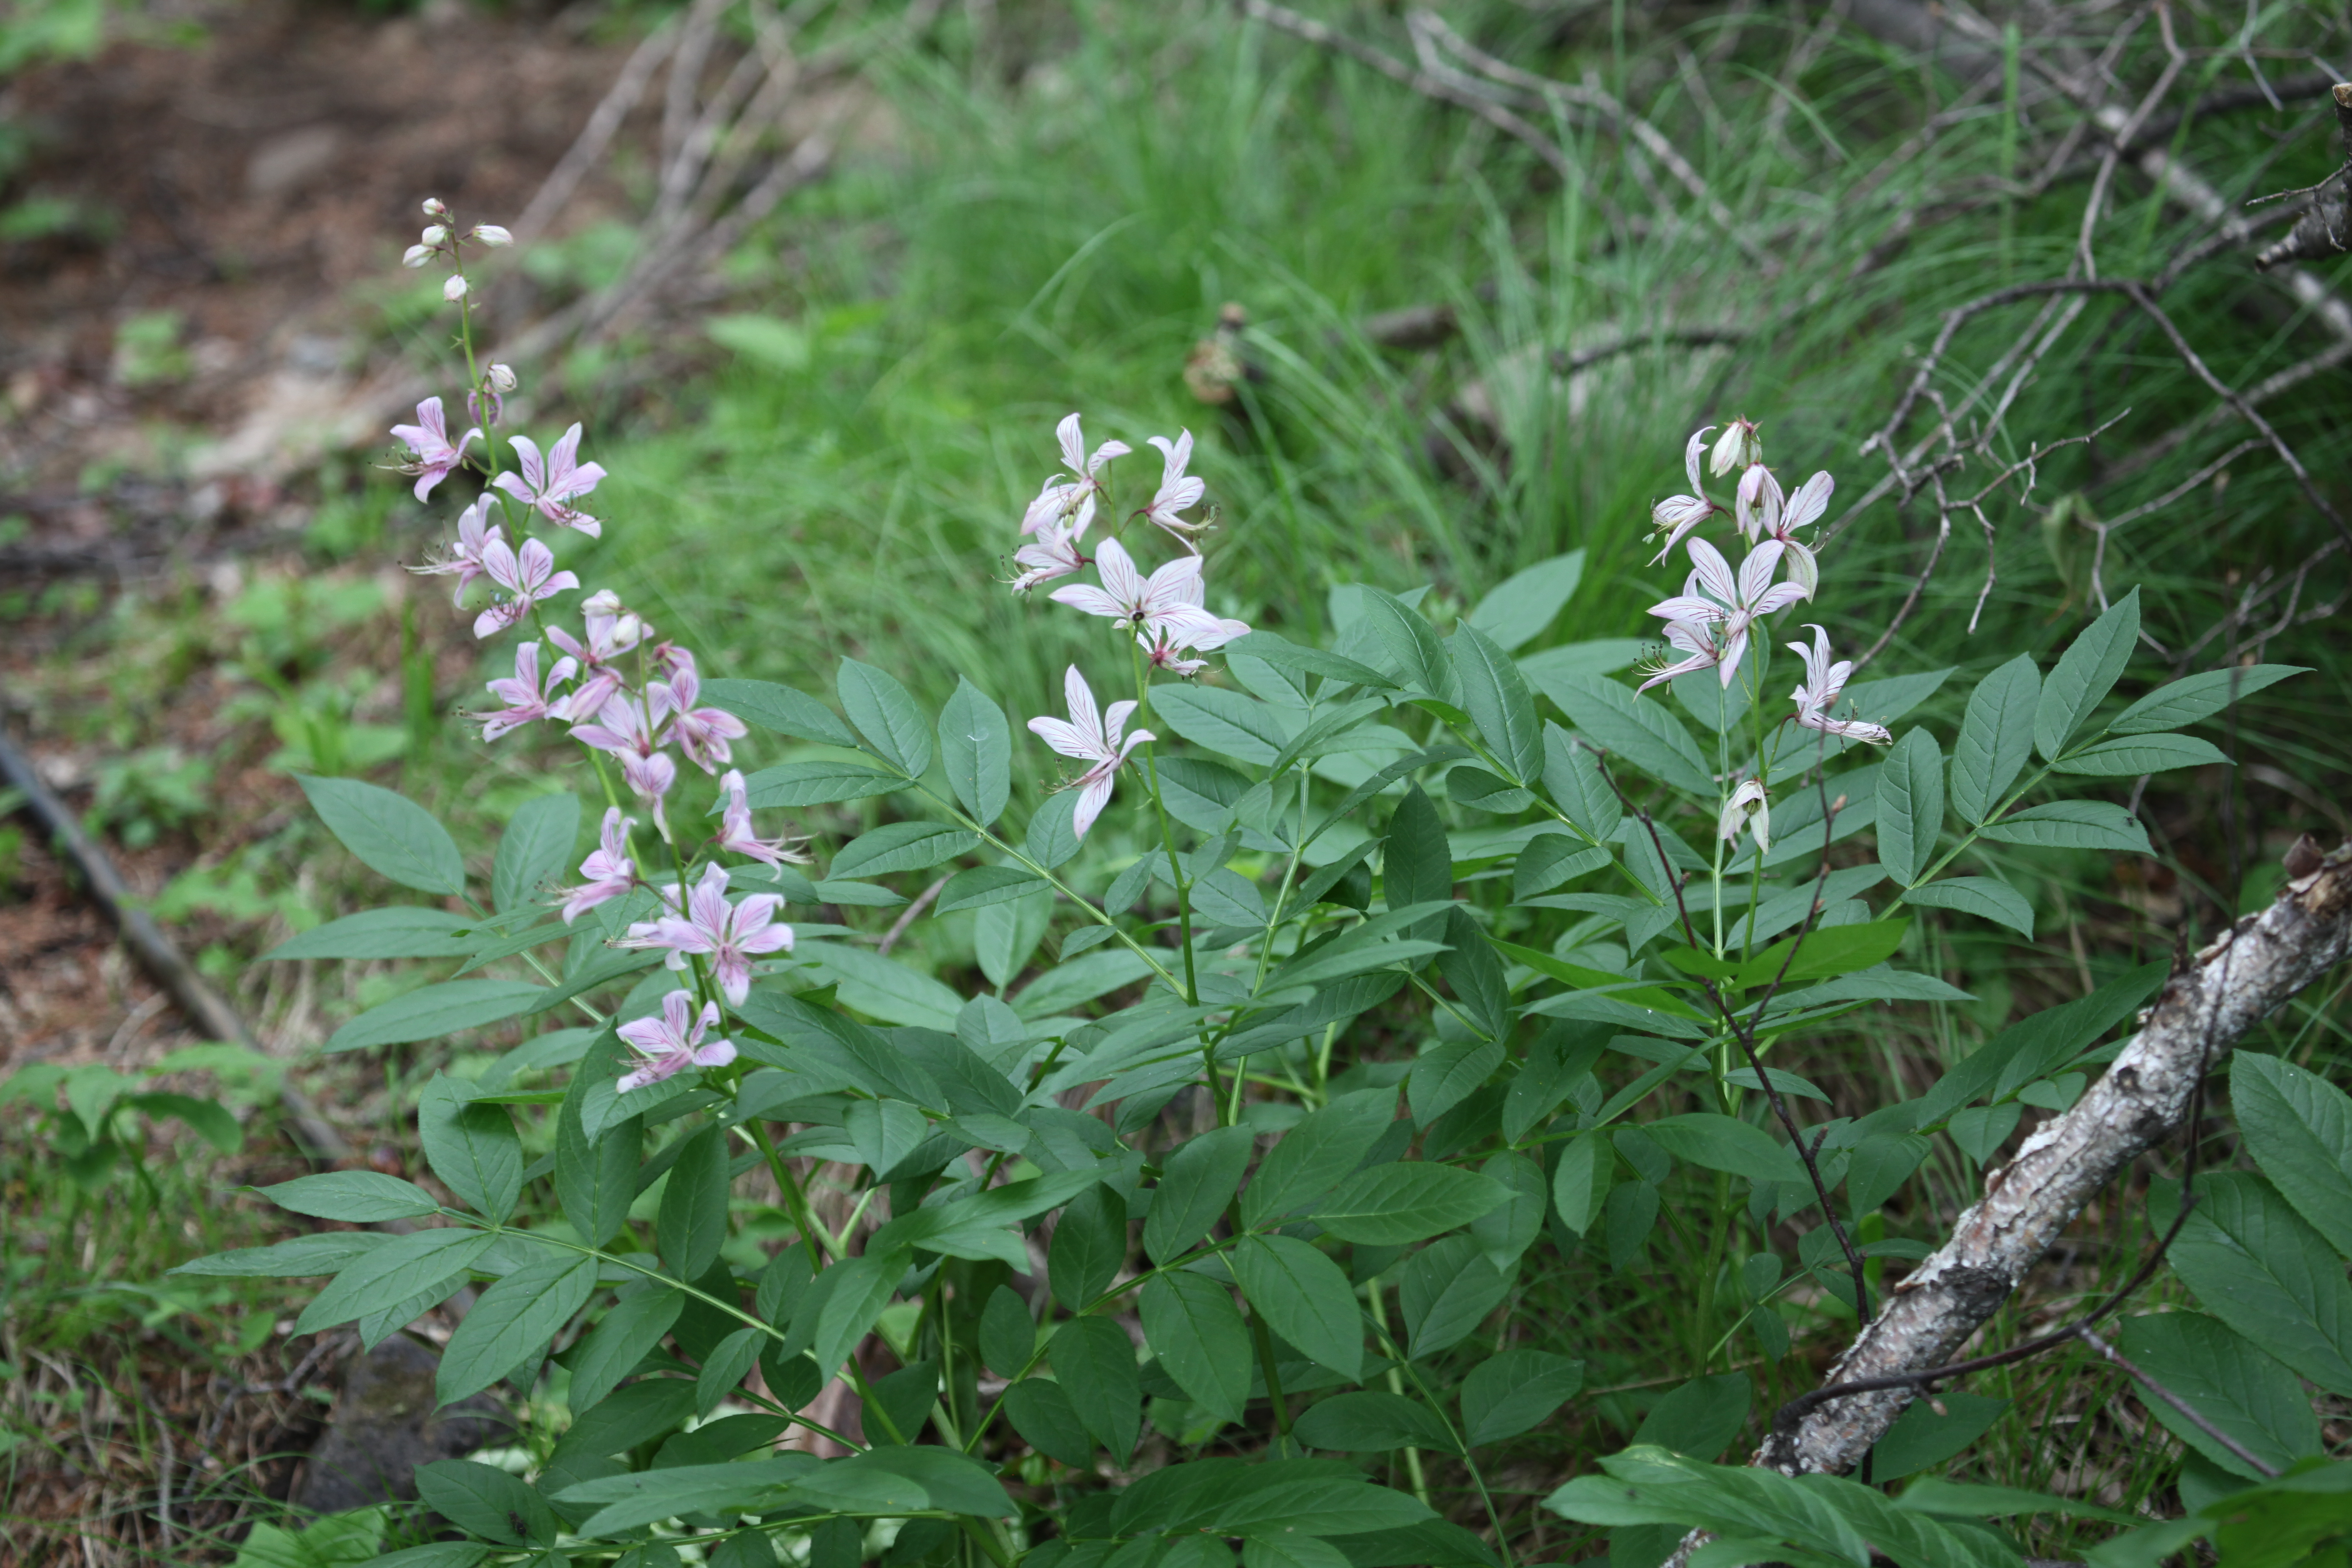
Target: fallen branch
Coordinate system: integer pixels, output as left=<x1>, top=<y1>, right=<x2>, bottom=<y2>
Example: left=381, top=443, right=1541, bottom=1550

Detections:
left=0, top=700, right=353, bottom=1166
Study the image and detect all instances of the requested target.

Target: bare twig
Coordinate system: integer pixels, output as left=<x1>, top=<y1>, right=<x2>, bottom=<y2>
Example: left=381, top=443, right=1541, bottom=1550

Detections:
left=877, top=874, right=953, bottom=956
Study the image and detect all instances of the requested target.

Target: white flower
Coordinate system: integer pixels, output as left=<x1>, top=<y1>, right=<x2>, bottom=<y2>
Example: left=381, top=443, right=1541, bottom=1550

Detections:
left=488, top=363, right=517, bottom=392
left=422, top=225, right=450, bottom=246
left=1026, top=666, right=1152, bottom=838
left=1787, top=624, right=1892, bottom=745
left=1647, top=426, right=1718, bottom=564
left=1049, top=537, right=1229, bottom=644
left=473, top=225, right=513, bottom=247
left=1709, top=417, right=1761, bottom=477
left=1645, top=538, right=1811, bottom=688
left=443, top=275, right=470, bottom=302
left=402, top=244, right=433, bottom=269
left=1718, top=778, right=1770, bottom=853
left=422, top=197, right=450, bottom=217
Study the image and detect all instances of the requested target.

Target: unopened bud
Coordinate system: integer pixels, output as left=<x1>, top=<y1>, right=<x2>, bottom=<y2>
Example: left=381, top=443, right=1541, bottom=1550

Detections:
left=1710, top=418, right=1763, bottom=477
left=487, top=363, right=517, bottom=392
left=582, top=589, right=626, bottom=617
left=472, top=224, right=513, bottom=247
left=443, top=274, right=470, bottom=302
left=422, top=197, right=449, bottom=218
left=421, top=225, right=449, bottom=246
left=402, top=244, right=433, bottom=269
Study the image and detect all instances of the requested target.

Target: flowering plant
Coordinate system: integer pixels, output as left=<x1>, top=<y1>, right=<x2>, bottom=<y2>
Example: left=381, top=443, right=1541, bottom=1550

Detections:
left=170, top=202, right=2290, bottom=1568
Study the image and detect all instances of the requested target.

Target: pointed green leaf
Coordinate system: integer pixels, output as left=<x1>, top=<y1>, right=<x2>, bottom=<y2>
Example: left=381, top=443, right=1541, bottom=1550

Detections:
left=494, top=792, right=578, bottom=915
left=1978, top=800, right=2150, bottom=853
left=2233, top=1052, right=2352, bottom=1259
left=1145, top=1125, right=1256, bottom=1265
left=1140, top=1271, right=1253, bottom=1424
left=325, top=979, right=547, bottom=1054
left=418, top=1074, right=522, bottom=1223
left=837, top=659, right=933, bottom=776
left=1052, top=1315, right=1140, bottom=1460
left=1461, top=1349, right=1582, bottom=1444
left=2035, top=589, right=2139, bottom=761
left=2053, top=734, right=2231, bottom=776
left=567, top=1287, right=684, bottom=1415
left=741, top=759, right=910, bottom=808
left=1467, top=550, right=1585, bottom=652
left=2110, top=664, right=2308, bottom=733
left=259, top=1171, right=438, bottom=1222
left=701, top=677, right=861, bottom=748
left=438, top=1251, right=597, bottom=1405
left=658, top=1124, right=732, bottom=1282
left=1232, top=1233, right=1362, bottom=1379
left=296, top=1228, right=495, bottom=1335
left=297, top=775, right=465, bottom=896
left=1310, top=1163, right=1509, bottom=1246
left=1875, top=727, right=1943, bottom=887
left=939, top=678, right=1013, bottom=825
left=1450, top=622, right=1544, bottom=783
left=1905, top=877, right=2035, bottom=937
left=1951, top=655, right=2039, bottom=824
left=1294, top=1390, right=1457, bottom=1452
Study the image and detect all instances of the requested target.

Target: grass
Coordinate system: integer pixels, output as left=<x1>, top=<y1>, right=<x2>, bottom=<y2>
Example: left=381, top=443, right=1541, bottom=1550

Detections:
left=6, top=0, right=2352, bottom=1561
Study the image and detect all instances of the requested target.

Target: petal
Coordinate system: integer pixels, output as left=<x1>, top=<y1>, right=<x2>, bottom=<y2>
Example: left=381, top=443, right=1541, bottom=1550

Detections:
left=1683, top=426, right=1712, bottom=491
left=1093, top=537, right=1142, bottom=608
left=1048, top=585, right=1126, bottom=619
left=1056, top=413, right=1086, bottom=474
left=1026, top=716, right=1095, bottom=760
left=1062, top=665, right=1101, bottom=742
left=691, top=1039, right=738, bottom=1069
left=1685, top=537, right=1737, bottom=603
left=1736, top=540, right=1786, bottom=606
left=1072, top=772, right=1114, bottom=838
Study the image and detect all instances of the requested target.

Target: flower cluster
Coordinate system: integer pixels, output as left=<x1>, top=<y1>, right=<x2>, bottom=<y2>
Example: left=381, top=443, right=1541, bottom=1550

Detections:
left=1009, top=415, right=1249, bottom=836
left=392, top=197, right=809, bottom=1093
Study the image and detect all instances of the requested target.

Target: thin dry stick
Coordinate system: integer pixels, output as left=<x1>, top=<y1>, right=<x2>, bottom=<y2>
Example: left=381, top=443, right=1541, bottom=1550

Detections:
left=512, top=19, right=682, bottom=244
left=878, top=874, right=953, bottom=957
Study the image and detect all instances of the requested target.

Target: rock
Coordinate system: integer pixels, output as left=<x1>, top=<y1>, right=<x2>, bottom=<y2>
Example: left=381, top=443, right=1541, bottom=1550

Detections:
left=294, top=1334, right=512, bottom=1513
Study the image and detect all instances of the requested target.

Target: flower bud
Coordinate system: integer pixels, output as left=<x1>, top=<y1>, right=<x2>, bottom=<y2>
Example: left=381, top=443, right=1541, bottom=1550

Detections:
left=472, top=224, right=513, bottom=247
left=421, top=225, right=449, bottom=246
left=1709, top=418, right=1762, bottom=477
left=402, top=244, right=433, bottom=269
left=443, top=274, right=470, bottom=302
left=422, top=197, right=449, bottom=218
left=487, top=363, right=517, bottom=392
left=582, top=588, right=626, bottom=617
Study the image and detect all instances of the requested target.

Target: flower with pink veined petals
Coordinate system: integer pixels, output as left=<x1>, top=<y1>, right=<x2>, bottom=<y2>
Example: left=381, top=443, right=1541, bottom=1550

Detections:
left=716, top=769, right=809, bottom=867
left=1011, top=511, right=1091, bottom=593
left=559, top=807, right=640, bottom=923
left=1050, top=538, right=1228, bottom=644
left=1142, top=431, right=1208, bottom=549
left=1787, top=624, right=1892, bottom=745
left=653, top=663, right=749, bottom=774
left=1634, top=619, right=1727, bottom=694
left=615, top=990, right=738, bottom=1093
left=570, top=689, right=674, bottom=761
left=1056, top=413, right=1129, bottom=491
left=480, top=641, right=577, bottom=740
left=1735, top=463, right=1783, bottom=544
left=618, top=862, right=793, bottom=1005
left=1027, top=665, right=1153, bottom=838
left=409, top=495, right=503, bottom=606
left=390, top=397, right=477, bottom=503
left=621, top=750, right=678, bottom=826
left=1645, top=538, right=1811, bottom=688
left=1647, top=426, right=1718, bottom=564
left=1756, top=469, right=1831, bottom=597
left=1137, top=628, right=1210, bottom=676
left=1021, top=415, right=1130, bottom=538
left=493, top=423, right=606, bottom=536
left=473, top=535, right=580, bottom=639
left=1709, top=417, right=1762, bottom=477
left=547, top=593, right=647, bottom=721
left=1718, top=777, right=1771, bottom=853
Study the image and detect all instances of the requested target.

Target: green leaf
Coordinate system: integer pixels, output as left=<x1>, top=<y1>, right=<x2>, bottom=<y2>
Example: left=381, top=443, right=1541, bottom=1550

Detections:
left=1875, top=727, right=1943, bottom=887
left=1467, top=550, right=1585, bottom=652
left=1978, top=800, right=2151, bottom=853
left=2035, top=588, right=2139, bottom=761
left=1014, top=949, right=1155, bottom=1019
left=1052, top=1315, right=1140, bottom=1460
left=658, top=1125, right=732, bottom=1282
left=700, top=678, right=860, bottom=748
left=1469, top=1150, right=1546, bottom=1270
left=936, top=864, right=1048, bottom=913
left=1357, top=587, right=1461, bottom=703
left=494, top=792, right=578, bottom=915
left=438, top=1251, right=596, bottom=1405
left=2115, top=1311, right=2319, bottom=1480
left=831, top=821, right=980, bottom=879
left=1242, top=1088, right=1398, bottom=1228
left=807, top=1250, right=907, bottom=1378
left=1023, top=791, right=1083, bottom=870
left=1400, top=1235, right=1509, bottom=1357
left=325, top=979, right=547, bottom=1054
left=566, top=1287, right=683, bottom=1415
left=170, top=1231, right=394, bottom=1278
left=1846, top=1132, right=1931, bottom=1216
left=297, top=775, right=465, bottom=896
left=1151, top=684, right=1294, bottom=766
left=259, top=1171, right=438, bottom=1222
left=741, top=759, right=910, bottom=808
left=1951, top=655, right=2040, bottom=824
left=1048, top=1184, right=1126, bottom=1310
left=418, top=1075, right=521, bottom=1223
left=1549, top=1132, right=1613, bottom=1235
left=1003, top=1377, right=1094, bottom=1467
left=1141, top=1271, right=1253, bottom=1424
left=296, top=1229, right=496, bottom=1335
left=1146, top=1125, right=1255, bottom=1265
left=1295, top=1390, right=1457, bottom=1453
left=1232, top=1234, right=1362, bottom=1379
left=122, top=1091, right=241, bottom=1152
left=1730, top=919, right=1911, bottom=989
left=260, top=907, right=476, bottom=961
left=418, top=1457, right=553, bottom=1545
left=2053, top=733, right=2231, bottom=776
left=837, top=659, right=934, bottom=776
left=697, top=1325, right=765, bottom=1418
left=560, top=1456, right=807, bottom=1537
left=1408, top=1037, right=1503, bottom=1129
left=2110, top=664, right=2308, bottom=733
left=1436, top=905, right=1509, bottom=1040
left=939, top=678, right=1012, bottom=825
left=1540, top=722, right=1621, bottom=844
left=2169, top=1172, right=2352, bottom=1395
left=1915, top=959, right=2166, bottom=1122
left=1637, top=1372, right=1752, bottom=1461
left=1450, top=622, right=1544, bottom=783
left=1461, top=1348, right=1583, bottom=1444
left=1310, top=1163, right=1509, bottom=1246
left=842, top=1097, right=929, bottom=1176
left=1383, top=785, right=1452, bottom=928
left=1640, top=1114, right=1804, bottom=1186
left=1544, top=677, right=1712, bottom=797
left=557, top=1051, right=640, bottom=1247
left=1512, top=832, right=1607, bottom=900
left=2232, top=1052, right=2352, bottom=1259
left=1226, top=631, right=1400, bottom=691
left=978, top=1285, right=1035, bottom=1377
left=1904, top=877, right=2035, bottom=937
left=1871, top=1391, right=2009, bottom=1483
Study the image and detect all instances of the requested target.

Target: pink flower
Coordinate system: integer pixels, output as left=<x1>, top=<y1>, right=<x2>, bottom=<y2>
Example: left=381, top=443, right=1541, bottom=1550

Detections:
left=409, top=495, right=503, bottom=606
left=546, top=592, right=647, bottom=722
left=619, top=863, right=793, bottom=1005
left=615, top=990, right=738, bottom=1093
left=1734, top=463, right=1783, bottom=544
left=570, top=689, right=673, bottom=761
left=1011, top=509, right=1092, bottom=593
left=1787, top=624, right=1892, bottom=745
left=1647, top=426, right=1718, bottom=564
left=1138, top=628, right=1208, bottom=676
left=493, top=423, right=606, bottom=537
left=1756, top=470, right=1831, bottom=598
left=1709, top=417, right=1761, bottom=477
left=480, top=641, right=577, bottom=740
left=1718, top=777, right=1770, bottom=853
left=652, top=662, right=748, bottom=774
left=473, top=535, right=580, bottom=639
left=715, top=769, right=809, bottom=867
left=390, top=397, right=477, bottom=503
left=1050, top=537, right=1228, bottom=643
left=1634, top=618, right=1727, bottom=694
left=1645, top=538, right=1810, bottom=688
left=1021, top=415, right=1129, bottom=538
left=622, top=750, right=678, bottom=826
left=1142, top=431, right=1208, bottom=550
left=560, top=807, right=640, bottom=923
left=1027, top=665, right=1152, bottom=838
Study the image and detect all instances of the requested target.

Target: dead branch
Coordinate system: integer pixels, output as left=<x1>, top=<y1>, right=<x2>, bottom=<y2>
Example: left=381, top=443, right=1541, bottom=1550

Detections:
left=2252, top=85, right=2352, bottom=270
